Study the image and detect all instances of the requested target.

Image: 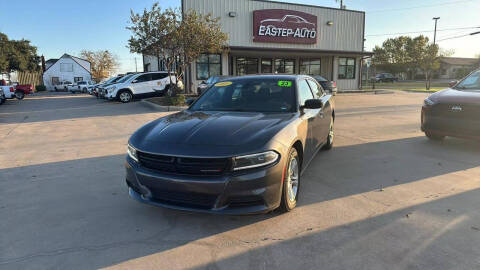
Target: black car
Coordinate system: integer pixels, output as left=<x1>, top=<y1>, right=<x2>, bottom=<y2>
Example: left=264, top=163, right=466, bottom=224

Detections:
left=373, top=73, right=398, bottom=83
left=312, top=75, right=337, bottom=95
left=197, top=76, right=232, bottom=95
left=0, top=89, right=5, bottom=105
left=422, top=69, right=480, bottom=141
left=126, top=75, right=335, bottom=214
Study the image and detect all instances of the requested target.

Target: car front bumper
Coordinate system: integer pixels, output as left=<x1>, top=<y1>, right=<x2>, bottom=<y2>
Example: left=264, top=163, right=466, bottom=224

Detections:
left=125, top=156, right=285, bottom=214
left=421, top=106, right=480, bottom=140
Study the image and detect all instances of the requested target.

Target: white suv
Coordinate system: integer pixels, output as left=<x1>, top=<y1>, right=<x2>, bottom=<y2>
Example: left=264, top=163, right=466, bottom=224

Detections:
left=104, top=72, right=177, bottom=103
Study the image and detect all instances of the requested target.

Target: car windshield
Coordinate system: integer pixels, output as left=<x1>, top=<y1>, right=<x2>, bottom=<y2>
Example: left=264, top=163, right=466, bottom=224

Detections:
left=190, top=78, right=296, bottom=113
left=455, top=70, right=480, bottom=90
left=78, top=82, right=86, bottom=85
left=116, top=74, right=134, bottom=83
left=104, top=77, right=118, bottom=84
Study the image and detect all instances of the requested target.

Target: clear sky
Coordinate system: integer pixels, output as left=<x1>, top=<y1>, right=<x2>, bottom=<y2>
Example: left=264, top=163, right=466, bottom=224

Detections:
left=2, top=0, right=479, bottom=73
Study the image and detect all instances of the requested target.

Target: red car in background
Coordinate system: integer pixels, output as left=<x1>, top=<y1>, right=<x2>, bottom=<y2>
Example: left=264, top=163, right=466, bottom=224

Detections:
left=0, top=79, right=33, bottom=99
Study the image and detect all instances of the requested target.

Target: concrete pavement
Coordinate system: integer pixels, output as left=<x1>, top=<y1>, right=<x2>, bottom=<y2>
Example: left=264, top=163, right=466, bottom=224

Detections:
left=1, top=92, right=480, bottom=270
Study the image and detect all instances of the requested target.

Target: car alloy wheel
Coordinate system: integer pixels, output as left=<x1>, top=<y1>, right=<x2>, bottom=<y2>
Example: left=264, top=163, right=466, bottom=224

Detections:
left=323, top=118, right=334, bottom=150
left=280, top=147, right=300, bottom=212
left=119, top=91, right=132, bottom=103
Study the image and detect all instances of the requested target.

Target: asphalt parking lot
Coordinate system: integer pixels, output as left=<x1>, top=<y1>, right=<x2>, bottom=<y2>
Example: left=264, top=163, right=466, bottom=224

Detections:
left=1, top=92, right=480, bottom=270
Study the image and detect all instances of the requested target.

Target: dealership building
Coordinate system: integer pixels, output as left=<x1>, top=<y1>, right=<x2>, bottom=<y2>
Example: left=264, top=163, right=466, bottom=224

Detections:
left=143, top=0, right=371, bottom=92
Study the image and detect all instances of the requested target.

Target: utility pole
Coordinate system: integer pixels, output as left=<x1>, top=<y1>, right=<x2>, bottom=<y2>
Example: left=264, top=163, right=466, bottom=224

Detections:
left=427, top=17, right=440, bottom=90
left=134, top=57, right=138, bottom=72
left=433, top=17, right=440, bottom=45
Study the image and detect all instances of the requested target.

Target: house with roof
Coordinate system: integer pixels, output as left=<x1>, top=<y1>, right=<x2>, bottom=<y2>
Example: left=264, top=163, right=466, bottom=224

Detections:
left=438, top=57, right=479, bottom=79
left=42, top=54, right=92, bottom=90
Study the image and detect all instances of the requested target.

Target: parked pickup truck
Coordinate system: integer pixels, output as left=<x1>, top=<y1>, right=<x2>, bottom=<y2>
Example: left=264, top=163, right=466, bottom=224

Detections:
left=12, top=83, right=34, bottom=99
left=0, top=84, right=32, bottom=100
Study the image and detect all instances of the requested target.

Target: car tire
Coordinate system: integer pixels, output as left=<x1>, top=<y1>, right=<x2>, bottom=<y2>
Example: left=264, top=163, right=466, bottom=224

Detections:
left=118, top=90, right=133, bottom=103
left=323, top=117, right=334, bottom=150
left=0, top=98, right=4, bottom=105
left=280, top=147, right=300, bottom=212
left=15, top=91, right=25, bottom=100
left=425, top=131, right=445, bottom=141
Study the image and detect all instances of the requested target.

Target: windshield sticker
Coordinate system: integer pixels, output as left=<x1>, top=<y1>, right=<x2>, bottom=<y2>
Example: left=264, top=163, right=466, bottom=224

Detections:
left=278, top=81, right=292, bottom=87
left=215, top=81, right=233, bottom=87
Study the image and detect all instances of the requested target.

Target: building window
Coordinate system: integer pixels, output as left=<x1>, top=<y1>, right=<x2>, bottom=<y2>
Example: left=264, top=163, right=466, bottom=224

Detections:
left=236, top=58, right=259, bottom=75
left=261, top=59, right=273, bottom=73
left=338, top=57, right=356, bottom=79
left=52, top=77, right=60, bottom=85
left=274, top=59, right=295, bottom=74
left=74, top=77, right=83, bottom=83
left=300, top=59, right=321, bottom=75
left=60, top=63, right=73, bottom=72
left=196, top=54, right=221, bottom=80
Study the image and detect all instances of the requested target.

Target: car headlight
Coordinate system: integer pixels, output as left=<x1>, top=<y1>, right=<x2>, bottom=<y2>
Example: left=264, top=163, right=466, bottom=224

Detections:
left=233, top=151, right=279, bottom=171
left=424, top=98, right=435, bottom=106
left=127, top=144, right=138, bottom=162
left=108, top=86, right=116, bottom=93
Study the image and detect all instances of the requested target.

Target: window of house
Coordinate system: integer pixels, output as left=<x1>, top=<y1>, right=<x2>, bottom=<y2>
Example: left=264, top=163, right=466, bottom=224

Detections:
left=274, top=59, right=295, bottom=74
left=74, top=77, right=83, bottom=83
left=52, top=77, right=60, bottom=85
left=261, top=59, right=273, bottom=73
left=300, top=59, right=321, bottom=75
left=236, top=58, right=259, bottom=75
left=196, top=54, right=221, bottom=80
left=338, top=58, right=356, bottom=79
left=60, top=63, right=73, bottom=72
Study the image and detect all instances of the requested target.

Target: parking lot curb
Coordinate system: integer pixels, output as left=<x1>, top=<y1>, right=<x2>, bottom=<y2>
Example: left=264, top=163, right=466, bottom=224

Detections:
left=338, top=90, right=394, bottom=95
left=141, top=99, right=188, bottom=112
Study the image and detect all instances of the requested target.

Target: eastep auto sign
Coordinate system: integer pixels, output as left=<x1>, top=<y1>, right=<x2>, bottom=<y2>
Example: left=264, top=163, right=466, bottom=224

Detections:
left=253, top=9, right=318, bottom=44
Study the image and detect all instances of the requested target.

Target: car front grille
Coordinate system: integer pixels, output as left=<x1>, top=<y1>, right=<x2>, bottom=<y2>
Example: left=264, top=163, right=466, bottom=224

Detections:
left=430, top=103, right=480, bottom=120
left=148, top=188, right=217, bottom=209
left=137, top=151, right=232, bottom=176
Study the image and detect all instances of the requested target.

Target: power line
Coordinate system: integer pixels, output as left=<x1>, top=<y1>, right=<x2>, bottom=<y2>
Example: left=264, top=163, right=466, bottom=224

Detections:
left=365, top=26, right=480, bottom=37
left=437, top=31, right=480, bottom=42
left=367, top=0, right=475, bottom=13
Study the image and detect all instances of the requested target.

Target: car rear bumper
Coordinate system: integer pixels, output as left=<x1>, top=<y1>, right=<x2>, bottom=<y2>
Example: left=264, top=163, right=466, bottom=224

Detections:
left=125, top=156, right=285, bottom=215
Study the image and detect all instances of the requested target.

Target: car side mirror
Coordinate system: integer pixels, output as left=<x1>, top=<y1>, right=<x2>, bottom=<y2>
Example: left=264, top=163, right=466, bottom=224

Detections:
left=201, top=81, right=206, bottom=84
left=185, top=98, right=196, bottom=106
left=448, top=80, right=459, bottom=88
left=303, top=99, right=323, bottom=109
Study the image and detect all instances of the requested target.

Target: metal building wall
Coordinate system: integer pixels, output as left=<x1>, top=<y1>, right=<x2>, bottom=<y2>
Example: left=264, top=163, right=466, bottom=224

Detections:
left=183, top=0, right=365, bottom=52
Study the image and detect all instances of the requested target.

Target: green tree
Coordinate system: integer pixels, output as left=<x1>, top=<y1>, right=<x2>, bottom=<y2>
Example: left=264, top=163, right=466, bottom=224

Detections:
left=0, top=32, right=40, bottom=73
left=127, top=3, right=228, bottom=94
left=373, top=36, right=411, bottom=76
left=80, top=50, right=119, bottom=82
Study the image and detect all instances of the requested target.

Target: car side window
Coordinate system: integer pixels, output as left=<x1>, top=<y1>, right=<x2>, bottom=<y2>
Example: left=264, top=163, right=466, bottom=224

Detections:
left=306, top=79, right=324, bottom=98
left=151, top=73, right=168, bottom=80
left=297, top=79, right=314, bottom=106
left=133, top=74, right=151, bottom=83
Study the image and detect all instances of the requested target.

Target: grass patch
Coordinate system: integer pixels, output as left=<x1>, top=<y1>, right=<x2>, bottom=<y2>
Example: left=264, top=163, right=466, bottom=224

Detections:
left=147, top=95, right=187, bottom=106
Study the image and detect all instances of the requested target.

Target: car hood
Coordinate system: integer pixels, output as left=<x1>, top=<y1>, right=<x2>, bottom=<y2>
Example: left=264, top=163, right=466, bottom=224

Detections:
left=130, top=111, right=295, bottom=156
left=430, top=88, right=480, bottom=104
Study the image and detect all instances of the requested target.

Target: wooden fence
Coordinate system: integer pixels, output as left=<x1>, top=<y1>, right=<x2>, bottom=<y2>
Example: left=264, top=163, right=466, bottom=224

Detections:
left=16, top=71, right=43, bottom=87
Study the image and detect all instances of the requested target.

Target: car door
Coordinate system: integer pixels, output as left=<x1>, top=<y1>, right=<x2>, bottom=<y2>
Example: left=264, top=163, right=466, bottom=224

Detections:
left=297, top=79, right=318, bottom=163
left=131, top=74, right=152, bottom=94
left=307, top=79, right=331, bottom=145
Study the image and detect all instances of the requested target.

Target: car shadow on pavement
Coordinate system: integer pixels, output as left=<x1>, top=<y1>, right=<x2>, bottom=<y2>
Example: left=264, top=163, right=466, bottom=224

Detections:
left=1, top=137, right=479, bottom=269
left=0, top=94, right=153, bottom=124
left=190, top=188, right=480, bottom=270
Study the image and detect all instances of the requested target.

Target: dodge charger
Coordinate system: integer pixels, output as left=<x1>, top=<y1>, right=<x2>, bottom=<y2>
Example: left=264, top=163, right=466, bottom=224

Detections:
left=125, top=75, right=335, bottom=214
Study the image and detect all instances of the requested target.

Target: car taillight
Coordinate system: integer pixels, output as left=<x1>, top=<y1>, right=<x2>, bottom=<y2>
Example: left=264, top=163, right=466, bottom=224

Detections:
left=10, top=87, right=14, bottom=92
left=331, top=81, right=337, bottom=88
